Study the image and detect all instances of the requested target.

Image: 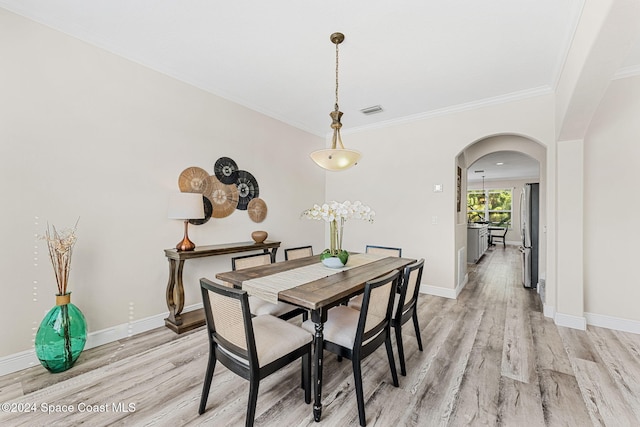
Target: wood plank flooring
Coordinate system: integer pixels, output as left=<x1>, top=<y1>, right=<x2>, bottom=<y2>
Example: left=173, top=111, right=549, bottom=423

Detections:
left=1, top=246, right=640, bottom=426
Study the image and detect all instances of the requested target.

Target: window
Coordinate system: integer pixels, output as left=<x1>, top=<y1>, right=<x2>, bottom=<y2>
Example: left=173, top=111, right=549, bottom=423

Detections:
left=467, top=188, right=512, bottom=227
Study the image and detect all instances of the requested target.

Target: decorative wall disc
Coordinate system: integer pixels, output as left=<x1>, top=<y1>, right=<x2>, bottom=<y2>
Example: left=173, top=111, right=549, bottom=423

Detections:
left=207, top=176, right=239, bottom=218
left=214, top=157, right=239, bottom=185
left=235, top=170, right=259, bottom=210
left=247, top=198, right=267, bottom=223
left=189, top=196, right=212, bottom=225
left=178, top=167, right=212, bottom=194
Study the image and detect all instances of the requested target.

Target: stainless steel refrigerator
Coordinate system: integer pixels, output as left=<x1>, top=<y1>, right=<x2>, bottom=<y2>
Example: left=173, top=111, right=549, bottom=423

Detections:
left=519, top=183, right=539, bottom=289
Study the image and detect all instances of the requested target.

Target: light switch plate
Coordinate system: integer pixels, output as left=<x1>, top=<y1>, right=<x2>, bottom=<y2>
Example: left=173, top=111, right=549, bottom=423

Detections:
left=433, top=184, right=443, bottom=192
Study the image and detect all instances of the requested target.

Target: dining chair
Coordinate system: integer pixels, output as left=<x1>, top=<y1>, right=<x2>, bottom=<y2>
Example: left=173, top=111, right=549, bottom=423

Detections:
left=302, top=270, right=400, bottom=427
left=232, top=253, right=308, bottom=321
left=490, top=227, right=508, bottom=248
left=198, top=278, right=312, bottom=427
left=365, top=245, right=402, bottom=257
left=348, top=246, right=403, bottom=309
left=391, top=258, right=425, bottom=376
left=284, top=245, right=314, bottom=261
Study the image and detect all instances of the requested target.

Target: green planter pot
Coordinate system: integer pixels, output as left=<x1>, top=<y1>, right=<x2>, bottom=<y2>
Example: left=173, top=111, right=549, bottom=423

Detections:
left=320, top=249, right=349, bottom=268
left=35, top=293, right=87, bottom=373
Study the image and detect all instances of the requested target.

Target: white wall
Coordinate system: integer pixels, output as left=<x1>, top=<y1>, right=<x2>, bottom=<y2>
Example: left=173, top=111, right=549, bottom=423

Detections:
left=583, top=74, right=640, bottom=325
left=0, top=10, right=326, bottom=358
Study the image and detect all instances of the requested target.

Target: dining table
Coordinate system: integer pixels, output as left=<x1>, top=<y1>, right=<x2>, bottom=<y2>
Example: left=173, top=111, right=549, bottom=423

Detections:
left=215, top=252, right=416, bottom=422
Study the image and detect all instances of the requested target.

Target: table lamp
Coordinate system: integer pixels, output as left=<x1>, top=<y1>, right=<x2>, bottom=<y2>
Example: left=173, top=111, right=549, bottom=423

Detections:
left=168, top=192, right=205, bottom=251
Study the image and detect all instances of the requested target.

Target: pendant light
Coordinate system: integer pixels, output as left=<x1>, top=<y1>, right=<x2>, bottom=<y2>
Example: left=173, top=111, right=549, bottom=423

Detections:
left=310, top=32, right=361, bottom=171
left=479, top=175, right=486, bottom=204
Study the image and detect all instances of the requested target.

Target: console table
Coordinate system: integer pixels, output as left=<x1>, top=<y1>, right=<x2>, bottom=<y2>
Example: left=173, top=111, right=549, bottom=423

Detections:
left=163, top=240, right=280, bottom=333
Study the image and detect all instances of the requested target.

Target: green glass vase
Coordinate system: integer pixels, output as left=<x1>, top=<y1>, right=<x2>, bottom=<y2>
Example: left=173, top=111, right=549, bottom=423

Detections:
left=35, top=293, right=87, bottom=373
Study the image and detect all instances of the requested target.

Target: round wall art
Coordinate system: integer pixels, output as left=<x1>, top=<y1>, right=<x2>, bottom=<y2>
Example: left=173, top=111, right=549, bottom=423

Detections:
left=247, top=198, right=267, bottom=223
left=175, top=157, right=267, bottom=224
left=178, top=166, right=212, bottom=194
left=235, top=170, right=259, bottom=210
left=214, top=157, right=239, bottom=185
left=189, top=195, right=213, bottom=225
left=207, top=176, right=239, bottom=218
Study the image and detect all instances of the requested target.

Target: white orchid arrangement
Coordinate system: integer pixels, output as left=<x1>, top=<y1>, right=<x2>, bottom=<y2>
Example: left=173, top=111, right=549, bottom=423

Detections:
left=302, top=201, right=375, bottom=259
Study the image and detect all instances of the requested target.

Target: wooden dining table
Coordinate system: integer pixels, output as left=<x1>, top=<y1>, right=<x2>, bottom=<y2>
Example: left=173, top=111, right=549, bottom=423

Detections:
left=215, top=253, right=415, bottom=422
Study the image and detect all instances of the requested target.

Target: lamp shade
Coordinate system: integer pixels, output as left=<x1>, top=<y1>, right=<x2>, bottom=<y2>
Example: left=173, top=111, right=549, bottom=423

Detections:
left=310, top=148, right=361, bottom=171
left=167, top=192, right=205, bottom=220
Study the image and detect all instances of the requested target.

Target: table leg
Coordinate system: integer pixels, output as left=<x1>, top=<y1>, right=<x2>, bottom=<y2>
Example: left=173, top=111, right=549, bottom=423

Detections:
left=165, top=259, right=186, bottom=326
left=266, top=247, right=278, bottom=263
left=311, top=309, right=326, bottom=422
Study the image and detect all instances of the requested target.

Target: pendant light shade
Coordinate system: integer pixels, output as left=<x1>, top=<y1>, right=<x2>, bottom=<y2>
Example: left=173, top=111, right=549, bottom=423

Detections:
left=310, top=148, right=361, bottom=171
left=311, top=32, right=361, bottom=171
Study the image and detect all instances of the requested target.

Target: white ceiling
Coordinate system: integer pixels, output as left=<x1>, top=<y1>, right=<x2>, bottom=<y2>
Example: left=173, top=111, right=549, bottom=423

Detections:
left=467, top=151, right=539, bottom=183
left=2, top=0, right=640, bottom=180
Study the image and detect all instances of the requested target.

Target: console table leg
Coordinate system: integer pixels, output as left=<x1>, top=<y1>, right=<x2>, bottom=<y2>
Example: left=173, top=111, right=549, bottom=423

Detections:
left=266, top=247, right=278, bottom=263
left=165, top=259, right=185, bottom=327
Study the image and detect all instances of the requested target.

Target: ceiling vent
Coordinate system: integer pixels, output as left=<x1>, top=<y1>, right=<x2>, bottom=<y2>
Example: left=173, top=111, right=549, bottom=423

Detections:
left=360, top=105, right=384, bottom=115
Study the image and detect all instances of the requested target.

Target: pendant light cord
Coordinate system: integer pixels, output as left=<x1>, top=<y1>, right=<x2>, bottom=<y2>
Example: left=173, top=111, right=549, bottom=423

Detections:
left=335, top=39, right=340, bottom=112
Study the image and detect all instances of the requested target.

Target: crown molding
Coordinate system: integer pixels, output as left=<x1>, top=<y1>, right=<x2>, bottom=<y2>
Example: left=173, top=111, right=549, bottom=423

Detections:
left=341, top=86, right=554, bottom=136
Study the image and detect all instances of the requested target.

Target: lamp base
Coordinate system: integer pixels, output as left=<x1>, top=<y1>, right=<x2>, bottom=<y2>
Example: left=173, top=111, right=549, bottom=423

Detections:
left=176, top=237, right=196, bottom=252
left=176, top=220, right=196, bottom=251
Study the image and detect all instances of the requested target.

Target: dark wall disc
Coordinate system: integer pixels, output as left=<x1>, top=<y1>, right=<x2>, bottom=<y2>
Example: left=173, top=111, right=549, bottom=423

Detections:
left=189, top=195, right=212, bottom=225
left=235, top=170, right=259, bottom=210
left=214, top=157, right=239, bottom=185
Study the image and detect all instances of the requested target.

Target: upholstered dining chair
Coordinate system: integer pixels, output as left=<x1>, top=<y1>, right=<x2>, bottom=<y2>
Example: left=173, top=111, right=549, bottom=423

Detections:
left=302, top=270, right=401, bottom=427
left=391, top=258, right=425, bottom=376
left=284, top=245, right=314, bottom=261
left=198, top=278, right=312, bottom=427
left=349, top=246, right=403, bottom=309
left=365, top=245, right=402, bottom=257
left=232, top=253, right=308, bottom=321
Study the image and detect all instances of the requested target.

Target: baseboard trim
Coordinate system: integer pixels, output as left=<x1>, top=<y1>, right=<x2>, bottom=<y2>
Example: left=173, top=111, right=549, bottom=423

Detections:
left=420, top=283, right=458, bottom=299
left=585, top=312, right=640, bottom=335
left=554, top=312, right=587, bottom=330
left=0, top=303, right=203, bottom=377
left=456, top=274, right=468, bottom=297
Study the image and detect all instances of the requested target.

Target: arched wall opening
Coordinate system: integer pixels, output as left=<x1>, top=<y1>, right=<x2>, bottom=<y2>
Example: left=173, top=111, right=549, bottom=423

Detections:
left=455, top=134, right=547, bottom=302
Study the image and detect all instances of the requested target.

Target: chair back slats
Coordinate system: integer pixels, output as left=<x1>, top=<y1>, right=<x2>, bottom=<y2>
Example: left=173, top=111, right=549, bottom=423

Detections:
left=396, top=259, right=425, bottom=319
left=358, top=271, right=400, bottom=344
left=363, top=281, right=392, bottom=334
left=365, top=245, right=402, bottom=257
left=285, top=246, right=313, bottom=261
left=403, top=262, right=422, bottom=307
left=232, top=253, right=272, bottom=270
left=200, top=278, right=256, bottom=365
left=208, top=291, right=248, bottom=351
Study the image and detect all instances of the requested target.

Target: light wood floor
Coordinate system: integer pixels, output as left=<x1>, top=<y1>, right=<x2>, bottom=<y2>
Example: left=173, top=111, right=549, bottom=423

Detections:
left=2, top=246, right=640, bottom=426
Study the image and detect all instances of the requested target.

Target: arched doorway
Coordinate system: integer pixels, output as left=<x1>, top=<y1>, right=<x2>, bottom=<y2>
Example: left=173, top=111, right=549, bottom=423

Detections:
left=455, top=134, right=546, bottom=300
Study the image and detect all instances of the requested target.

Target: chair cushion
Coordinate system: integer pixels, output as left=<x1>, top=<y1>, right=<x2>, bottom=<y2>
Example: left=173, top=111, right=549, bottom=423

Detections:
left=249, top=296, right=300, bottom=317
left=252, top=315, right=312, bottom=367
left=348, top=294, right=363, bottom=311
left=302, top=305, right=360, bottom=349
